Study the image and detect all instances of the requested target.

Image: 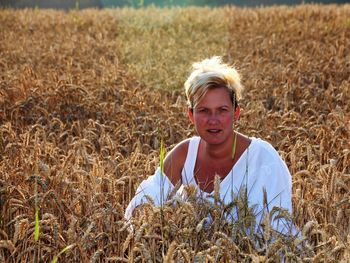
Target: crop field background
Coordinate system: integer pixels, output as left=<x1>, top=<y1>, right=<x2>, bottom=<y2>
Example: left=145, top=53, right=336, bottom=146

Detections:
left=0, top=4, right=349, bottom=262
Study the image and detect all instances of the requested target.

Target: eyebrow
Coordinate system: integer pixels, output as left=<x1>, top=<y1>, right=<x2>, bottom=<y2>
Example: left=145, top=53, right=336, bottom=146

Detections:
left=196, top=105, right=230, bottom=109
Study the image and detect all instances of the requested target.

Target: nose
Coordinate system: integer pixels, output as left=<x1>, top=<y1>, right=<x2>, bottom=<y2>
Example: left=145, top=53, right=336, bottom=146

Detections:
left=207, top=112, right=220, bottom=124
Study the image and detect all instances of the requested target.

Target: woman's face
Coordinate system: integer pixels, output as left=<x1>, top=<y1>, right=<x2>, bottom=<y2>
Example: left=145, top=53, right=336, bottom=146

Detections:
left=188, top=88, right=239, bottom=145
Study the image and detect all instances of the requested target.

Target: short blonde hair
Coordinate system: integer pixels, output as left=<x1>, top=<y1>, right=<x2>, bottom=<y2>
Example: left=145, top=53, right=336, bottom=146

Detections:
left=184, top=56, right=243, bottom=109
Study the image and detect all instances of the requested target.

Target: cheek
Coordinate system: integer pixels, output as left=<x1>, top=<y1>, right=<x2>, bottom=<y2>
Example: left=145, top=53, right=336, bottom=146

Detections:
left=222, top=117, right=233, bottom=129
left=221, top=118, right=232, bottom=126
left=193, top=114, right=233, bottom=126
left=192, top=113, right=209, bottom=126
left=193, top=116, right=207, bottom=126
left=222, top=114, right=234, bottom=126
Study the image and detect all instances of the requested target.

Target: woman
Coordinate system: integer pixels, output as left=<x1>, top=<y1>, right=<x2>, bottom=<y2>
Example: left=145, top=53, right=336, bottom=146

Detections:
left=125, top=56, right=293, bottom=233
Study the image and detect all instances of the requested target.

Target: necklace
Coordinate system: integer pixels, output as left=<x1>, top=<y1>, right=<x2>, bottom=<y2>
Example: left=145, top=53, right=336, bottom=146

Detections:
left=231, top=131, right=237, bottom=160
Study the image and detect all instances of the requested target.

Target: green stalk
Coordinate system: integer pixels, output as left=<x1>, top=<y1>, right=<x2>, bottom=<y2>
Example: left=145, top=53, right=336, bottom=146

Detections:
left=50, top=244, right=75, bottom=263
left=160, top=139, right=165, bottom=177
left=159, top=138, right=165, bottom=256
left=34, top=175, right=40, bottom=242
left=159, top=138, right=165, bottom=207
left=34, top=207, right=40, bottom=241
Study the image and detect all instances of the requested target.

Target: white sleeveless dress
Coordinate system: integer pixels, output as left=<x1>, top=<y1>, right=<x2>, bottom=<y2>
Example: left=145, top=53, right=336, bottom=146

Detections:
left=125, top=136, right=293, bottom=233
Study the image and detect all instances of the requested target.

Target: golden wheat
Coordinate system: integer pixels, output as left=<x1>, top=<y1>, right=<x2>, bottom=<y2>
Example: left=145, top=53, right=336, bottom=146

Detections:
left=0, top=4, right=349, bottom=262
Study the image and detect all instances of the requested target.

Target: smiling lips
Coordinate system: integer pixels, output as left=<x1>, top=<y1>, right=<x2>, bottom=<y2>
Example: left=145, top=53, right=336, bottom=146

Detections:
left=207, top=129, right=222, bottom=134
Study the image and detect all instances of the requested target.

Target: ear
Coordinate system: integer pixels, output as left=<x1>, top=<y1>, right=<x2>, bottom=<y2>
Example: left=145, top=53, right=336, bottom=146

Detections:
left=233, top=105, right=240, bottom=121
left=188, top=108, right=194, bottom=124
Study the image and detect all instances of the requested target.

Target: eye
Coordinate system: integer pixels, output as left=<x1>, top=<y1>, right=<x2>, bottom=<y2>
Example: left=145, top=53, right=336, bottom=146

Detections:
left=219, top=107, right=228, bottom=112
left=196, top=108, right=208, bottom=113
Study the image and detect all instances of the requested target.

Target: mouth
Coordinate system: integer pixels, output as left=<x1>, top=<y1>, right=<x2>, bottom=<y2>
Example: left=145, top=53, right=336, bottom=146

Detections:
left=206, top=129, right=222, bottom=134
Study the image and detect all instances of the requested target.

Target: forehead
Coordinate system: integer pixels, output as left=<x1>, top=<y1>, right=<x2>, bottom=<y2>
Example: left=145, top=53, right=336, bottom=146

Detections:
left=196, top=88, right=232, bottom=107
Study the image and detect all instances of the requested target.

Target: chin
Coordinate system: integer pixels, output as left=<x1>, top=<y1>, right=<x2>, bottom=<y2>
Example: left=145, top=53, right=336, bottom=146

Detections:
left=201, top=133, right=227, bottom=145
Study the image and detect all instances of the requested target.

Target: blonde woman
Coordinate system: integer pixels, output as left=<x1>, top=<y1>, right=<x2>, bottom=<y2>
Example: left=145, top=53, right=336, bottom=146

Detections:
left=125, top=56, right=293, bottom=233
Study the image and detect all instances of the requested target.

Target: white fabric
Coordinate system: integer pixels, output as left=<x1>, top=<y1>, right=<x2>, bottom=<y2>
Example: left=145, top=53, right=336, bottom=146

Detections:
left=125, top=136, right=293, bottom=233
left=124, top=166, right=174, bottom=220
left=181, top=136, right=200, bottom=185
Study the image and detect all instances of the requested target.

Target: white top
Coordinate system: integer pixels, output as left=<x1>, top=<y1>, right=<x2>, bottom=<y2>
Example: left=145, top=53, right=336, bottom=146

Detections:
left=125, top=136, right=293, bottom=233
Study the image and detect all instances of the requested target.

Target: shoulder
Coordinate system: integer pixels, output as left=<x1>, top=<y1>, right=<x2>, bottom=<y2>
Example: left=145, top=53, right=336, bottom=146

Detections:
left=249, top=137, right=282, bottom=161
left=166, top=137, right=193, bottom=162
left=249, top=137, right=291, bottom=180
left=163, top=137, right=193, bottom=185
left=249, top=137, right=290, bottom=174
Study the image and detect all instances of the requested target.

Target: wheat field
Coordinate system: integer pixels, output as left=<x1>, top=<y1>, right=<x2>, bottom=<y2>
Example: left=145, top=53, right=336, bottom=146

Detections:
left=0, top=4, right=349, bottom=262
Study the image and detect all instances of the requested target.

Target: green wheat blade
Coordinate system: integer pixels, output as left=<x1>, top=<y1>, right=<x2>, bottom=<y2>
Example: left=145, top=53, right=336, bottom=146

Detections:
left=34, top=173, right=39, bottom=242
left=34, top=207, right=39, bottom=241
left=160, top=139, right=165, bottom=176
left=50, top=244, right=75, bottom=263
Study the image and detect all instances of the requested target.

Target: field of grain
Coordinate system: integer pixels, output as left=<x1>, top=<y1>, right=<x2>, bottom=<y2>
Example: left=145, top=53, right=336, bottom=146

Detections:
left=0, top=5, right=349, bottom=262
